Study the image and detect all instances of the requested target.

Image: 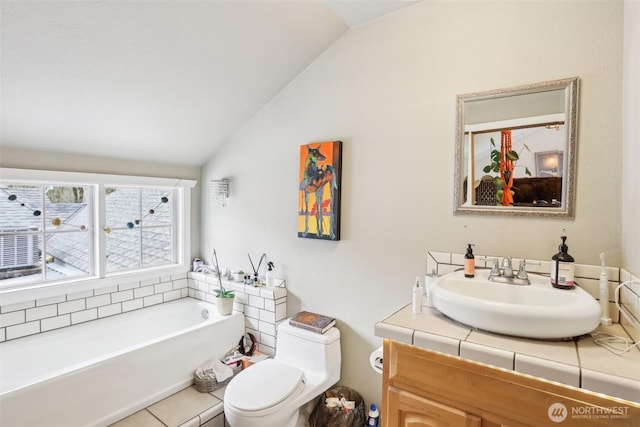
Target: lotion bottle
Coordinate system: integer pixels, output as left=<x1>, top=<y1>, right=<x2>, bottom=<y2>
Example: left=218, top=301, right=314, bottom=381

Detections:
left=464, top=244, right=475, bottom=278
left=412, top=276, right=423, bottom=314
left=550, top=236, right=575, bottom=289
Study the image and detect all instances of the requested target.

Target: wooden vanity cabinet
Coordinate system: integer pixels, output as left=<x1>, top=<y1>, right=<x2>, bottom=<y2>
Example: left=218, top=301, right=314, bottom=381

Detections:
left=382, top=340, right=640, bottom=427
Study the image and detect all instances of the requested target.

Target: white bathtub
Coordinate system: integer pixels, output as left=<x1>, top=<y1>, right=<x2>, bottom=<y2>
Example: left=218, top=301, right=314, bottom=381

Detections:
left=0, top=298, right=245, bottom=427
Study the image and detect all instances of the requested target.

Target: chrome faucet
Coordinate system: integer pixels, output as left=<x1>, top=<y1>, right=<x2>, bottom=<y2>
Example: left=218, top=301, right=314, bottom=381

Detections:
left=489, top=256, right=530, bottom=285
left=501, top=256, right=514, bottom=278
left=516, top=259, right=529, bottom=280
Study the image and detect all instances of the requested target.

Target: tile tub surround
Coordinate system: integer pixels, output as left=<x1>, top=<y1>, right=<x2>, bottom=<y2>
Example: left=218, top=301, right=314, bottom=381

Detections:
left=188, top=272, right=287, bottom=356
left=376, top=304, right=640, bottom=403
left=0, top=273, right=190, bottom=342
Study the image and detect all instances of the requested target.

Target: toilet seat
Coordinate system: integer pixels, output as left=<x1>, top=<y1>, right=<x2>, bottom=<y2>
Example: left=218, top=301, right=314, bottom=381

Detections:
left=225, top=359, right=305, bottom=412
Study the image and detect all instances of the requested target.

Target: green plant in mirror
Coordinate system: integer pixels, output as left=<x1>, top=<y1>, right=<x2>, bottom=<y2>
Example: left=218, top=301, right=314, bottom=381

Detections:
left=482, top=137, right=532, bottom=202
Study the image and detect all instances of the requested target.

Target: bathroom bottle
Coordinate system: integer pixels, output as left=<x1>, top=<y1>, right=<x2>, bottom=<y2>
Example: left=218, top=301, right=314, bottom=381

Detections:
left=366, top=403, right=380, bottom=427
left=464, top=244, right=475, bottom=278
left=550, top=236, right=575, bottom=289
left=265, top=261, right=275, bottom=287
left=412, top=276, right=423, bottom=314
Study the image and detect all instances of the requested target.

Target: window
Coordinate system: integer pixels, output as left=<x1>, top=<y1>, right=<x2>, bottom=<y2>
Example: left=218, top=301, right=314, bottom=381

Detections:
left=0, top=169, right=195, bottom=294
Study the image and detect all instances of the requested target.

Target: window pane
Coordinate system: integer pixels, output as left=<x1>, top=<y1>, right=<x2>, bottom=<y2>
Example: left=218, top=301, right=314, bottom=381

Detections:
left=1, top=185, right=44, bottom=285
left=142, top=227, right=172, bottom=266
left=45, top=186, right=89, bottom=232
left=45, top=232, right=90, bottom=279
left=142, top=189, right=171, bottom=227
left=0, top=185, right=44, bottom=232
left=106, top=228, right=141, bottom=273
left=105, top=187, right=139, bottom=231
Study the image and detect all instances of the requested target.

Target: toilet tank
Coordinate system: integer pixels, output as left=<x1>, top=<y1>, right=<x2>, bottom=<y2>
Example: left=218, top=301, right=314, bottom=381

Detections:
left=275, top=320, right=341, bottom=376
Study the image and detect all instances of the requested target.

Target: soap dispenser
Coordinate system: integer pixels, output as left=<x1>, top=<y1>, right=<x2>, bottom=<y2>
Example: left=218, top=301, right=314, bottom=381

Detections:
left=550, top=236, right=575, bottom=289
left=464, top=244, right=475, bottom=278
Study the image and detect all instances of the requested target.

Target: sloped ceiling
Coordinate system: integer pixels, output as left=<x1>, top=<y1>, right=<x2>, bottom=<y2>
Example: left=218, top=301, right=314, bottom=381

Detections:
left=0, top=1, right=417, bottom=167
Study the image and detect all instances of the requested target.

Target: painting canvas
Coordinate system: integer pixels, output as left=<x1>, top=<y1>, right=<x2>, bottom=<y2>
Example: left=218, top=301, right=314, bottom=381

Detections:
left=298, top=141, right=342, bottom=240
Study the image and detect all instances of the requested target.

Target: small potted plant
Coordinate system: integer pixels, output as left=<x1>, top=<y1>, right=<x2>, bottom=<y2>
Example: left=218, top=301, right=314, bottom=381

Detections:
left=233, top=270, right=245, bottom=282
left=212, top=249, right=235, bottom=316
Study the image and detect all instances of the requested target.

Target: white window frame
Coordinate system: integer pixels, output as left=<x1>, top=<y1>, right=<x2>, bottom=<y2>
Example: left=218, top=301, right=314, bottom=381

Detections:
left=0, top=168, right=196, bottom=306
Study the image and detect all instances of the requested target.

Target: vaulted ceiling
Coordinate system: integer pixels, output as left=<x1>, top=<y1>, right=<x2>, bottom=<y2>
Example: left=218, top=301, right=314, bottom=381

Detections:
left=1, top=1, right=417, bottom=166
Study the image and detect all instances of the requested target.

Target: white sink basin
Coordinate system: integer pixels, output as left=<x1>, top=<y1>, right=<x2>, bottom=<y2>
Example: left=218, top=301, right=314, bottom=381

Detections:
left=431, top=269, right=601, bottom=339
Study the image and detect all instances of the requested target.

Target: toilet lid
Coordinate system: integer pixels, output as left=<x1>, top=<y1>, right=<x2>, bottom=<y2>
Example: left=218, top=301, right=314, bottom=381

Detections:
left=226, top=359, right=304, bottom=412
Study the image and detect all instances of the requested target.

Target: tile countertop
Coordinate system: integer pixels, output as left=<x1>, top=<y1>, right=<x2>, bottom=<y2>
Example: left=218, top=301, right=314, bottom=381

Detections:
left=375, top=304, right=640, bottom=404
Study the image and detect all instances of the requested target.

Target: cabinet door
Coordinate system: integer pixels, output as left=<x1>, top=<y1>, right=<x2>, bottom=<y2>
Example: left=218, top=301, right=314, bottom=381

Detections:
left=387, top=386, right=481, bottom=427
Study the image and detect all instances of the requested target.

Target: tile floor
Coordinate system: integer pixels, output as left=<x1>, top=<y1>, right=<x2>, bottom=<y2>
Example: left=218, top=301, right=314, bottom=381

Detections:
left=110, top=385, right=227, bottom=427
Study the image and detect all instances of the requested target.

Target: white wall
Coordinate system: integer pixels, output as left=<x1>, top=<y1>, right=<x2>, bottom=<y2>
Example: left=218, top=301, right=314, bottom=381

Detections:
left=623, top=1, right=639, bottom=274
left=200, top=1, right=624, bottom=407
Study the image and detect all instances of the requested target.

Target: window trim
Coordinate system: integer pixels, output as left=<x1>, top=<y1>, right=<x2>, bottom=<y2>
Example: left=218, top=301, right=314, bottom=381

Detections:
left=0, top=168, right=196, bottom=306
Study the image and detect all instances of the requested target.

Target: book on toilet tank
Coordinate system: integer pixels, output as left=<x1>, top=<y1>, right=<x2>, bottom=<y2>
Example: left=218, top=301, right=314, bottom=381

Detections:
left=289, top=311, right=336, bottom=334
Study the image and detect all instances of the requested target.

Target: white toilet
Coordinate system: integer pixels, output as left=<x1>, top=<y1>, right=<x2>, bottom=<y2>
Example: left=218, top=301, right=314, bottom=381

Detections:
left=223, top=318, right=341, bottom=427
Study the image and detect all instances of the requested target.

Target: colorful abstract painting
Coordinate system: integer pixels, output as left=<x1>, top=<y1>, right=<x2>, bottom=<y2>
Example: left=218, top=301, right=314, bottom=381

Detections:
left=298, top=141, right=342, bottom=240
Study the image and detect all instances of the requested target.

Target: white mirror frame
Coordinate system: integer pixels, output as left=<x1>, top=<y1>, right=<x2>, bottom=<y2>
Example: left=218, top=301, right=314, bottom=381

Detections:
left=454, top=77, right=579, bottom=217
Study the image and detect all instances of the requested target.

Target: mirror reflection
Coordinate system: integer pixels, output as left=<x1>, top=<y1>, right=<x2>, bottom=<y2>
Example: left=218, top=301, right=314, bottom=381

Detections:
left=454, top=77, right=578, bottom=217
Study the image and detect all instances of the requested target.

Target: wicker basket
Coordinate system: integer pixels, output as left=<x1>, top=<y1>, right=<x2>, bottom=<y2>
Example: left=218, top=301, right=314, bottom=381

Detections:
left=194, top=364, right=242, bottom=393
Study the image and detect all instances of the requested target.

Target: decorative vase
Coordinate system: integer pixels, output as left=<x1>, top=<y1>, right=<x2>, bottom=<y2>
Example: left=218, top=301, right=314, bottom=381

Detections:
left=215, top=296, right=234, bottom=316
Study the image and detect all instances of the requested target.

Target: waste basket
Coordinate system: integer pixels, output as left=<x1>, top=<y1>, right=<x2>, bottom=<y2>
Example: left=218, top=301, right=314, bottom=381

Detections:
left=309, top=386, right=366, bottom=427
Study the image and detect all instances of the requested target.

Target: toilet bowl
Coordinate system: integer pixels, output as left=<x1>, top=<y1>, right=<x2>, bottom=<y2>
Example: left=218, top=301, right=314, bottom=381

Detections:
left=224, top=318, right=341, bottom=427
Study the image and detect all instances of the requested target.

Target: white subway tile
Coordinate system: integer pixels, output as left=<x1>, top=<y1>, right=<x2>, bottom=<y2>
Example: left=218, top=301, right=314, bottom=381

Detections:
left=41, top=314, right=71, bottom=332
left=71, top=308, right=98, bottom=324
left=170, top=273, right=187, bottom=281
left=245, top=316, right=259, bottom=331
left=234, top=293, right=249, bottom=305
left=144, top=294, right=163, bottom=307
left=140, top=277, right=160, bottom=287
left=264, top=299, right=275, bottom=312
left=36, top=295, right=65, bottom=306
left=94, top=285, right=119, bottom=296
left=172, top=278, right=188, bottom=289
left=0, top=328, right=5, bottom=342
left=122, top=298, right=144, bottom=312
left=180, top=288, right=189, bottom=298
left=0, top=310, right=25, bottom=327
left=111, top=289, right=134, bottom=303
left=98, top=303, right=122, bottom=318
left=118, top=281, right=140, bottom=291
left=154, top=281, right=173, bottom=294
left=260, top=333, right=276, bottom=349
left=26, top=304, right=57, bottom=322
left=249, top=295, right=265, bottom=309
left=163, top=290, right=181, bottom=302
left=7, top=321, right=40, bottom=340
left=275, top=302, right=287, bottom=322
left=258, top=320, right=276, bottom=336
left=1, top=300, right=35, bottom=313
left=245, top=305, right=260, bottom=320
left=59, top=299, right=86, bottom=315
left=86, top=294, right=111, bottom=309
left=260, top=309, right=275, bottom=324
left=161, top=275, right=173, bottom=283
left=134, top=285, right=154, bottom=299
left=67, top=290, right=94, bottom=300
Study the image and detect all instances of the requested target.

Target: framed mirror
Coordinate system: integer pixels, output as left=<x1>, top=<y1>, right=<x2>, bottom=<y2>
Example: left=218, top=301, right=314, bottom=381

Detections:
left=454, top=77, right=578, bottom=217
